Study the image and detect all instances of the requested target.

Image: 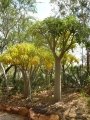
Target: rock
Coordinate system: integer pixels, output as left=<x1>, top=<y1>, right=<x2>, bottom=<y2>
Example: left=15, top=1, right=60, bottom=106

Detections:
left=5, top=106, right=11, bottom=112
left=10, top=107, right=19, bottom=114
left=18, top=107, right=29, bottom=116
left=29, top=108, right=59, bottom=120
left=0, top=104, right=29, bottom=117
left=0, top=104, right=5, bottom=111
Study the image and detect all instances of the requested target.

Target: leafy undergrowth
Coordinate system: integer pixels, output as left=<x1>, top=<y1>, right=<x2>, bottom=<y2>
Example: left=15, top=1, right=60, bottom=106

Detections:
left=0, top=89, right=90, bottom=120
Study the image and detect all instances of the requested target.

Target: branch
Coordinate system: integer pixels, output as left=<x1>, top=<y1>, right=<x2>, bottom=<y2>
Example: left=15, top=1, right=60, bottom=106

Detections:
left=0, top=64, right=13, bottom=78
left=47, top=37, right=57, bottom=58
left=59, top=34, right=75, bottom=59
left=39, top=31, right=57, bottom=58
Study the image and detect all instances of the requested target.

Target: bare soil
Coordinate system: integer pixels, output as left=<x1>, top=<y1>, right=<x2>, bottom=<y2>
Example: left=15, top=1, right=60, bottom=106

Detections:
left=0, top=112, right=27, bottom=120
left=0, top=89, right=90, bottom=120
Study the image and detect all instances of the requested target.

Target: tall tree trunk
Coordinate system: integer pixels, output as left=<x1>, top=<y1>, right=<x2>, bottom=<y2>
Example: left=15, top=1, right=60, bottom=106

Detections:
left=22, top=70, right=31, bottom=99
left=0, top=63, right=8, bottom=94
left=45, top=70, right=50, bottom=86
left=81, top=44, right=84, bottom=69
left=0, top=63, right=7, bottom=87
left=50, top=70, right=53, bottom=84
left=87, top=48, right=90, bottom=75
left=54, top=57, right=61, bottom=102
left=62, top=63, right=65, bottom=87
left=12, top=65, right=17, bottom=85
left=45, top=69, right=48, bottom=85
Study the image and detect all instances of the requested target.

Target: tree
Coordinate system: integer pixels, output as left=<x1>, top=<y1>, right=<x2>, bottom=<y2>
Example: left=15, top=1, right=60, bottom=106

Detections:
left=30, top=16, right=82, bottom=101
left=69, top=0, right=90, bottom=74
left=0, top=0, right=36, bottom=52
left=62, top=53, right=79, bottom=86
left=0, top=0, right=36, bottom=88
left=0, top=43, right=39, bottom=98
left=51, top=0, right=90, bottom=75
left=0, top=42, right=54, bottom=98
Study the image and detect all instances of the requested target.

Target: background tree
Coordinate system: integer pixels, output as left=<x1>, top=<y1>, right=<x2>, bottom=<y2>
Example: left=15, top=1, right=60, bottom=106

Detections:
left=0, top=0, right=36, bottom=88
left=69, top=0, right=90, bottom=75
left=62, top=53, right=79, bottom=87
left=51, top=0, right=90, bottom=75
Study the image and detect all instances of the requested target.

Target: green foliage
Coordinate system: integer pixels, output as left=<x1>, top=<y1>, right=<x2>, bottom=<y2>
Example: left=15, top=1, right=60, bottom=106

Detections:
left=38, top=48, right=54, bottom=70
left=0, top=0, right=36, bottom=54
left=30, top=16, right=83, bottom=59
left=62, top=53, right=79, bottom=65
left=0, top=0, right=11, bottom=10
left=16, top=0, right=36, bottom=12
left=63, top=65, right=90, bottom=88
left=15, top=80, right=24, bottom=93
left=80, top=90, right=87, bottom=97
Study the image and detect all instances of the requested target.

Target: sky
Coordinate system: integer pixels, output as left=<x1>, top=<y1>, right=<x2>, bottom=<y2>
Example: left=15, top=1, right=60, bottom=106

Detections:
left=34, top=0, right=52, bottom=20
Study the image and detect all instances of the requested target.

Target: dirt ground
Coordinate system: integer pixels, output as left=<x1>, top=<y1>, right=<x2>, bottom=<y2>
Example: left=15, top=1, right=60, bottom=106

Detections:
left=0, top=112, right=27, bottom=120
left=0, top=89, right=90, bottom=120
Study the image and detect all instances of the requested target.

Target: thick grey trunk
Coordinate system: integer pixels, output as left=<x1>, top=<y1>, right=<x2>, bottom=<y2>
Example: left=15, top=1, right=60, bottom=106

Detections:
left=22, top=70, right=31, bottom=99
left=54, top=58, right=61, bottom=102
left=62, top=63, right=65, bottom=86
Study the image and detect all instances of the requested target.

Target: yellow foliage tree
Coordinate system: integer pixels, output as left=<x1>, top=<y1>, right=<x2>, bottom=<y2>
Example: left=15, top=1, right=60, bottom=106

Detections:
left=0, top=43, right=54, bottom=98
